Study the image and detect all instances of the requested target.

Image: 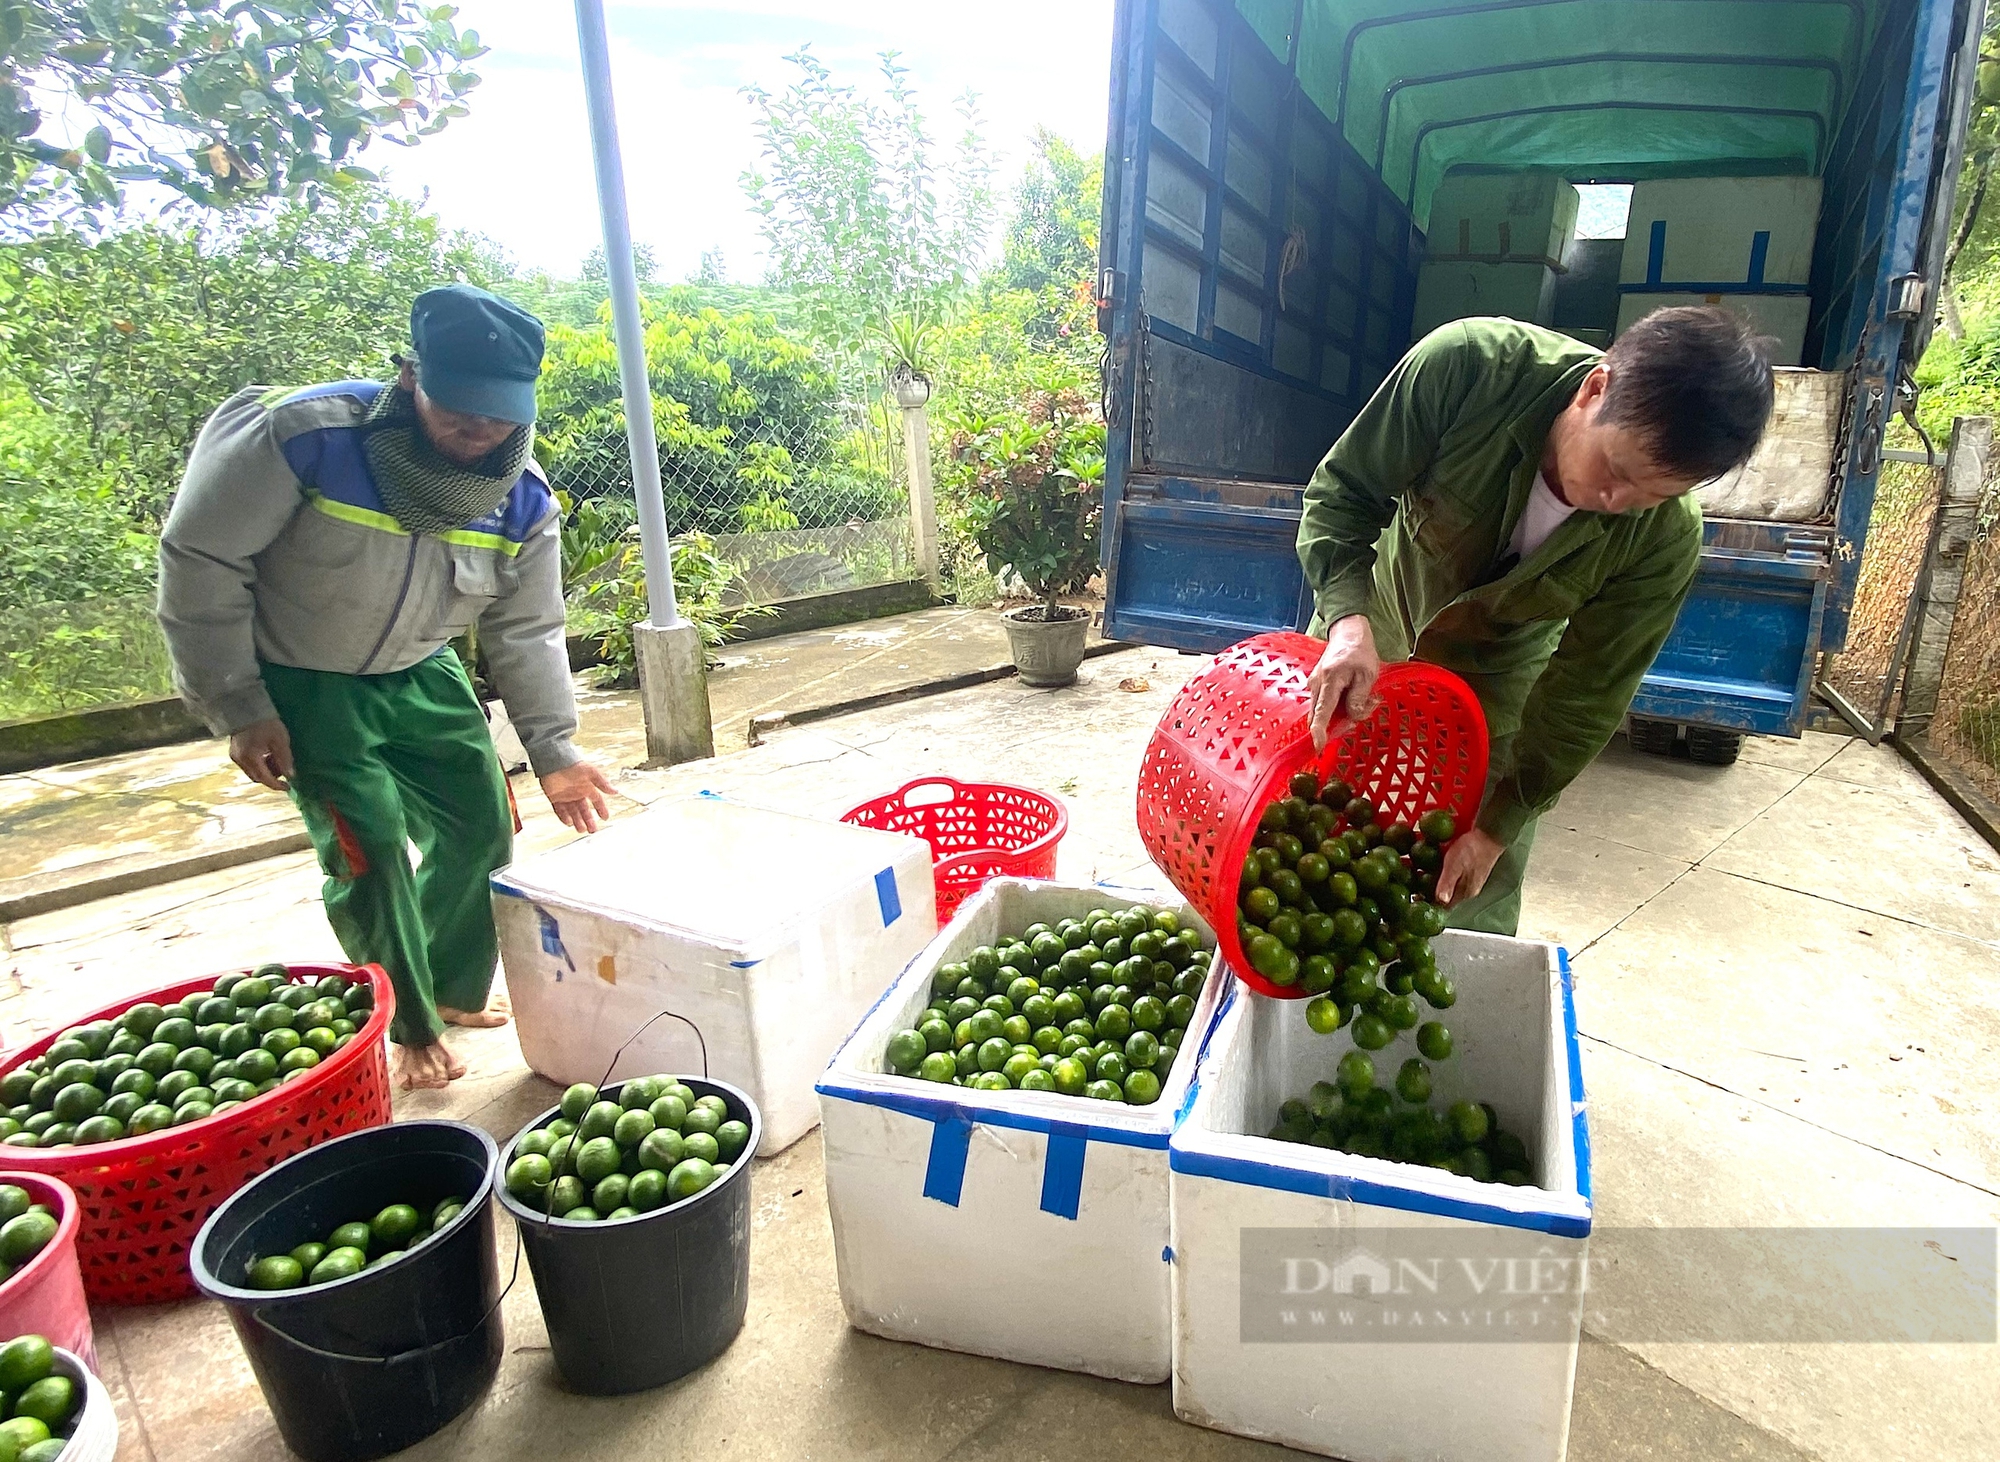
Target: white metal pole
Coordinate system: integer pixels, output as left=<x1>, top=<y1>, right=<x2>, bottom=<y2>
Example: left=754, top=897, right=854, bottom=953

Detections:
left=573, top=0, right=681, bottom=628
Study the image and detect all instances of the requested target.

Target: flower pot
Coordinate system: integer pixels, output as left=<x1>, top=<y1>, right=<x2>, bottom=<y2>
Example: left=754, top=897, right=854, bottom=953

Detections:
left=1002, top=605, right=1091, bottom=687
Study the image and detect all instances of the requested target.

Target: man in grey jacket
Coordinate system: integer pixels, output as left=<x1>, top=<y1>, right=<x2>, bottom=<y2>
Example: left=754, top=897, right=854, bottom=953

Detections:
left=158, top=284, right=616, bottom=1090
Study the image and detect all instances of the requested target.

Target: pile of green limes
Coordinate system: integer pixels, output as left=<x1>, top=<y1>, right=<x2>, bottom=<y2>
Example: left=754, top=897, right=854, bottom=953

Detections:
left=0, top=1334, right=83, bottom=1462
left=1245, top=771, right=1532, bottom=1184
left=246, top=1197, right=466, bottom=1289
left=880, top=903, right=1213, bottom=1105
left=505, top=1078, right=748, bottom=1222
left=0, top=1187, right=57, bottom=1283
left=1237, top=771, right=1455, bottom=1028
left=1268, top=1068, right=1536, bottom=1185
left=0, top=964, right=371, bottom=1149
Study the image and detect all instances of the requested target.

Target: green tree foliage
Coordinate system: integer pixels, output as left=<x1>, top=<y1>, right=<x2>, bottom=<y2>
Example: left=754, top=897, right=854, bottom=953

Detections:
left=0, top=385, right=154, bottom=608
left=0, top=185, right=490, bottom=530
left=497, top=246, right=807, bottom=332
left=1, top=1, right=484, bottom=223
left=742, top=48, right=993, bottom=365
left=999, top=128, right=1102, bottom=297
left=533, top=288, right=897, bottom=535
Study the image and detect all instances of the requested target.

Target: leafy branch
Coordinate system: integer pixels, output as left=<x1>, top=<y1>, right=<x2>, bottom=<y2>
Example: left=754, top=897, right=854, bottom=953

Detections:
left=1, top=1, right=486, bottom=223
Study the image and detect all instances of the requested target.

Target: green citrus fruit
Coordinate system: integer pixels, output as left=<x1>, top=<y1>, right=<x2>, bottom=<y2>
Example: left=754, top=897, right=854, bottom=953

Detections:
left=329, top=1221, right=372, bottom=1254
left=370, top=1204, right=421, bottom=1248
left=249, top=1255, right=304, bottom=1291
left=1417, top=1022, right=1454, bottom=1061
left=665, top=1158, right=716, bottom=1202
left=309, top=1247, right=366, bottom=1284
left=0, top=1335, right=52, bottom=1393
left=0, top=1213, right=56, bottom=1267
left=612, top=1109, right=655, bottom=1149
left=638, top=1128, right=686, bottom=1172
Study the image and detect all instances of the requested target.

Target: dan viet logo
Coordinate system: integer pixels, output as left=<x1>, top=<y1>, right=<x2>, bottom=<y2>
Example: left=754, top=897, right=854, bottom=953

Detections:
left=1237, top=1226, right=1999, bottom=1344
left=1321, top=1248, right=1394, bottom=1297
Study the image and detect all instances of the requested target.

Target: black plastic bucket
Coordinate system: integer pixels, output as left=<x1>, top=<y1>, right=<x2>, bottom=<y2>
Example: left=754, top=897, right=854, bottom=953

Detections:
left=497, top=1075, right=757, bottom=1394
left=191, top=1120, right=503, bottom=1462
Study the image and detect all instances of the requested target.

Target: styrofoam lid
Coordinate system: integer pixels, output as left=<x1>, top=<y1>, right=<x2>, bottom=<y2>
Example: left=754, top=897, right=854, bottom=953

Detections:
left=492, top=796, right=928, bottom=942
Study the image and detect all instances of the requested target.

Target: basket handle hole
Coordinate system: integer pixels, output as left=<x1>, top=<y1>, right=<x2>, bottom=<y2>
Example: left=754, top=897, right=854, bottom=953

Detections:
left=901, top=781, right=961, bottom=809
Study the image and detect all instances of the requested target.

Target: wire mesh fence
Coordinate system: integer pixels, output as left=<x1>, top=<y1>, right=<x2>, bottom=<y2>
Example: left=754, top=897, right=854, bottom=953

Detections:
left=1925, top=464, right=2000, bottom=808
left=1822, top=456, right=1946, bottom=733
left=538, top=386, right=915, bottom=617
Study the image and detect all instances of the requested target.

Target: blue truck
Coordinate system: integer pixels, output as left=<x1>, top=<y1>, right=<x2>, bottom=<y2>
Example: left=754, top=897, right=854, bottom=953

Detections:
left=1094, top=0, right=1980, bottom=761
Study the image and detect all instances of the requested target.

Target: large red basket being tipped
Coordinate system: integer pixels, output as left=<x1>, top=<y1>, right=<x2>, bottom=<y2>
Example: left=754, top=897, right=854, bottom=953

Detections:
left=1137, top=632, right=1488, bottom=998
left=842, top=776, right=1068, bottom=921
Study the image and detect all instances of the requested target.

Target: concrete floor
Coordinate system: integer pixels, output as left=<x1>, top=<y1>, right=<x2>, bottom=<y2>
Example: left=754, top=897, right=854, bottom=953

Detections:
left=0, top=604, right=1110, bottom=887
left=3, top=647, right=1997, bottom=1462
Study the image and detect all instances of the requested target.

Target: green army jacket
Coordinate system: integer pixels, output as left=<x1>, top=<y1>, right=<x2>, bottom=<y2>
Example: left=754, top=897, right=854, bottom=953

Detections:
left=1297, top=317, right=1702, bottom=845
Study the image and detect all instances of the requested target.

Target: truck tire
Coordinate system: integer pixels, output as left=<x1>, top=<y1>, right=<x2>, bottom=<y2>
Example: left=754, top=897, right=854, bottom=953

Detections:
left=1627, top=716, right=1678, bottom=757
left=1686, top=727, right=1744, bottom=766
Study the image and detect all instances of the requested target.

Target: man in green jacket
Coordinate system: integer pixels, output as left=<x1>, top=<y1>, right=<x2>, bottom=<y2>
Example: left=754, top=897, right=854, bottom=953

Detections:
left=1298, top=307, right=1773, bottom=935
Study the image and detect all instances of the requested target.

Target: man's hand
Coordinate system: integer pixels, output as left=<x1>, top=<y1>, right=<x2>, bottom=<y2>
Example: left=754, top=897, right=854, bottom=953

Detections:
left=541, top=761, right=617, bottom=834
left=1435, top=827, right=1505, bottom=907
left=1307, top=615, right=1382, bottom=749
left=229, top=718, right=294, bottom=791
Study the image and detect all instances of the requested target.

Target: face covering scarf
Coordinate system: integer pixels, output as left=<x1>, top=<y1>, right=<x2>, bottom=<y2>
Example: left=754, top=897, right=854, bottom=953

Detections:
left=361, top=384, right=533, bottom=535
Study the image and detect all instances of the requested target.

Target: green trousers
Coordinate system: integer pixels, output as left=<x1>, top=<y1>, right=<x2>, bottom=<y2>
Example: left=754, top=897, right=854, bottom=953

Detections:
left=1437, top=730, right=1537, bottom=938
left=262, top=654, right=513, bottom=1047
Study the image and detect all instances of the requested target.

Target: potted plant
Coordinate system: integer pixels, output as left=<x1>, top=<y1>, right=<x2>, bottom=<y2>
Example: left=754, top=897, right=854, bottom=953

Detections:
left=876, top=305, right=942, bottom=410
left=960, top=388, right=1104, bottom=687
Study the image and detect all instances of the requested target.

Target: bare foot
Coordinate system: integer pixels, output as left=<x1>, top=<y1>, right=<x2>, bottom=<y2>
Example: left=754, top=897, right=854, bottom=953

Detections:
left=438, top=989, right=512, bottom=1029
left=392, top=1041, right=465, bottom=1090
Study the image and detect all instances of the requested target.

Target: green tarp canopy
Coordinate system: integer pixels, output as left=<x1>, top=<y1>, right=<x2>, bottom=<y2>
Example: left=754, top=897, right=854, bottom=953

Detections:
left=1235, top=0, right=1888, bottom=229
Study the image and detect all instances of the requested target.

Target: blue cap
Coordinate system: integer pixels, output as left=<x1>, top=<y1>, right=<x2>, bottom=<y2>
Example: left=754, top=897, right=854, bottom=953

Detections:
left=409, top=284, right=545, bottom=425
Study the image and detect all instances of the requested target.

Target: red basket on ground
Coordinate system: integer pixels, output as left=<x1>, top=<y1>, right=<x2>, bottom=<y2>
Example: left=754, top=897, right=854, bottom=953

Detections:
left=1137, top=632, right=1488, bottom=999
left=842, top=777, right=1069, bottom=921
left=0, top=1172, right=93, bottom=1370
left=0, top=963, right=395, bottom=1304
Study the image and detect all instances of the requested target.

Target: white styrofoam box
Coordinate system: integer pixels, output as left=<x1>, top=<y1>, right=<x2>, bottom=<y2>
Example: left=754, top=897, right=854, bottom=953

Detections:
left=491, top=794, right=937, bottom=1156
left=1413, top=262, right=1557, bottom=336
left=1619, top=175, right=1822, bottom=289
left=1696, top=367, right=1846, bottom=521
left=1615, top=290, right=1809, bottom=365
left=816, top=878, right=1231, bottom=1383
left=1425, top=171, right=1579, bottom=262
left=1169, top=931, right=1590, bottom=1462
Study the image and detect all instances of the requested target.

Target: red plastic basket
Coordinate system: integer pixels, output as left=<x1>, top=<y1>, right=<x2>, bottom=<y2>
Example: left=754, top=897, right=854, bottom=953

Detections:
left=0, top=962, right=395, bottom=1304
left=0, top=1172, right=93, bottom=1370
left=1137, top=632, right=1489, bottom=998
left=841, top=776, right=1069, bottom=921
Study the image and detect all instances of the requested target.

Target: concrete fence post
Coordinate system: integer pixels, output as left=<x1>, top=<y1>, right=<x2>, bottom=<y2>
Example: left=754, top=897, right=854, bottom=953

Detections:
left=1902, top=414, right=1991, bottom=736
left=894, top=375, right=942, bottom=593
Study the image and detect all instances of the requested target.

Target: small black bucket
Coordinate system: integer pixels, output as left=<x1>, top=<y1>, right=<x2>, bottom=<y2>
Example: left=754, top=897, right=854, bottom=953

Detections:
left=497, top=1075, right=757, bottom=1394
left=191, top=1120, right=504, bottom=1462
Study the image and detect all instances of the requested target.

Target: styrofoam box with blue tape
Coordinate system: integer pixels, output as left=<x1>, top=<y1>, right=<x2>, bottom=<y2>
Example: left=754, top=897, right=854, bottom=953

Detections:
left=1169, top=931, right=1591, bottom=1462
left=1618, top=175, right=1823, bottom=291
left=491, top=795, right=937, bottom=1157
left=816, top=878, right=1231, bottom=1383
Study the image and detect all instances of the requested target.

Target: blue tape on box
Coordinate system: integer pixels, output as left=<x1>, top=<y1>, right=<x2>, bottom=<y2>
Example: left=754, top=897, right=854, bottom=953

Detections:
left=1039, top=1123, right=1090, bottom=1219
left=1560, top=947, right=1593, bottom=1208
left=922, top=1110, right=973, bottom=1206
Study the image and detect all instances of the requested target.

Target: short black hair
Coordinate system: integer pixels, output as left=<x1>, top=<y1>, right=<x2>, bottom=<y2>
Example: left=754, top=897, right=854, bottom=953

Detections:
left=1599, top=306, right=1775, bottom=481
